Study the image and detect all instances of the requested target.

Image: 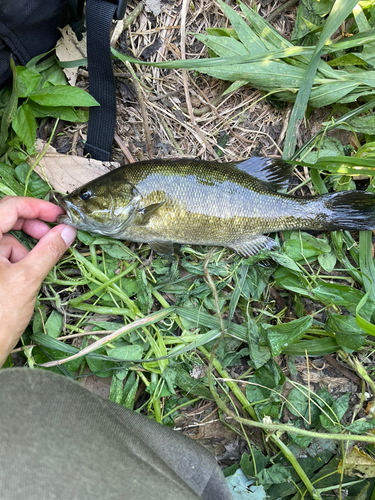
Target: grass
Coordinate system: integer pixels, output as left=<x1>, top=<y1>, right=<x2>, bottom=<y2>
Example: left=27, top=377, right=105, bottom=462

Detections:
left=2, top=0, right=375, bottom=498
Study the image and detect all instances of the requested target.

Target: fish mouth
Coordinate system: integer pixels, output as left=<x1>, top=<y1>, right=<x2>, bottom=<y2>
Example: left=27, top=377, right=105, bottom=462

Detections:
left=57, top=200, right=84, bottom=227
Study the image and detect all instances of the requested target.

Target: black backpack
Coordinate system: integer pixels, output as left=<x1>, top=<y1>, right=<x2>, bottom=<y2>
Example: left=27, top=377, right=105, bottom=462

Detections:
left=0, top=0, right=128, bottom=161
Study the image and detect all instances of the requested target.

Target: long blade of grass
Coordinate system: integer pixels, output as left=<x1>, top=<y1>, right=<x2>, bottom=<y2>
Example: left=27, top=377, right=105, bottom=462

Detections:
left=283, top=0, right=360, bottom=159
left=218, top=0, right=267, bottom=54
left=37, top=307, right=173, bottom=367
left=293, top=98, right=375, bottom=159
left=63, top=28, right=375, bottom=72
left=294, top=156, right=375, bottom=176
left=112, top=45, right=315, bottom=70
left=227, top=264, right=249, bottom=325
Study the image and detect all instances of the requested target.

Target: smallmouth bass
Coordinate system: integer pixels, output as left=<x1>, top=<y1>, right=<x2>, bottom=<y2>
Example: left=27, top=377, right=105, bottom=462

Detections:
left=58, top=157, right=375, bottom=257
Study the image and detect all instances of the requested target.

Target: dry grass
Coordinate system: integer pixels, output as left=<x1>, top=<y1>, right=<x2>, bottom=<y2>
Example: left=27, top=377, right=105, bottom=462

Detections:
left=111, top=0, right=299, bottom=164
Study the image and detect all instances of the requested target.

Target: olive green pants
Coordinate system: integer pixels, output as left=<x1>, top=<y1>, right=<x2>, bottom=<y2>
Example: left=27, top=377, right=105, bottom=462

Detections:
left=0, top=368, right=232, bottom=500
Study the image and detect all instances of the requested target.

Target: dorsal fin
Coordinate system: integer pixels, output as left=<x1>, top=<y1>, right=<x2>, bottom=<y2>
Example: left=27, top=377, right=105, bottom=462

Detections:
left=232, top=157, right=294, bottom=191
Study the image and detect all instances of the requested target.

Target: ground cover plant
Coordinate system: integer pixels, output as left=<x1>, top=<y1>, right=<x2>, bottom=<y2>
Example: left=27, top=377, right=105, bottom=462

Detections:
left=2, top=0, right=375, bottom=498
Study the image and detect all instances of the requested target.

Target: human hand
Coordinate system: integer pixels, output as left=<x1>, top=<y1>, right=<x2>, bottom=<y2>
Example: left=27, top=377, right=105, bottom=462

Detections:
left=0, top=196, right=76, bottom=367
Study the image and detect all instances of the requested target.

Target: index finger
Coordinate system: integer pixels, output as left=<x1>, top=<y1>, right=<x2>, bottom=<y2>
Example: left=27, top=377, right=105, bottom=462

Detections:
left=0, top=196, right=64, bottom=236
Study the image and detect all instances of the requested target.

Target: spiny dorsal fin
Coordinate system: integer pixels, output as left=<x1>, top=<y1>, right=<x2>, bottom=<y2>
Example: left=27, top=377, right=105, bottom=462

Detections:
left=233, top=157, right=293, bottom=191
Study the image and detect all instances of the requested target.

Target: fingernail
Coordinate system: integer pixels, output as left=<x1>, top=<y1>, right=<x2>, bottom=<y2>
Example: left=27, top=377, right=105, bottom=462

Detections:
left=61, top=225, right=77, bottom=246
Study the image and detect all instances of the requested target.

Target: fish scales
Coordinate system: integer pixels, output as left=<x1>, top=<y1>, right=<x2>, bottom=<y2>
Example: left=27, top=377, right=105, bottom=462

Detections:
left=58, top=158, right=375, bottom=257
left=123, top=161, right=322, bottom=245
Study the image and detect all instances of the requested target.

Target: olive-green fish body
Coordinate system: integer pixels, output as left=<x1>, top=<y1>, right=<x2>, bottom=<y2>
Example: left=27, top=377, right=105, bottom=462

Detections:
left=58, top=158, right=375, bottom=257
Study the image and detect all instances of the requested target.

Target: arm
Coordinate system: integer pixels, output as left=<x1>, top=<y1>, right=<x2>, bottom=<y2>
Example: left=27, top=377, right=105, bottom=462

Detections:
left=0, top=196, right=76, bottom=367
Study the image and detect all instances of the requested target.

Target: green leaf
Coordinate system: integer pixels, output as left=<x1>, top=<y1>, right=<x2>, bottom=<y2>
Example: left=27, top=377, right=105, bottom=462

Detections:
left=328, top=113, right=375, bottom=135
left=0, top=57, right=18, bottom=153
left=284, top=240, right=320, bottom=262
left=28, top=85, right=99, bottom=107
left=283, top=337, right=339, bottom=355
left=77, top=230, right=96, bottom=245
left=326, top=314, right=367, bottom=351
left=265, top=315, right=313, bottom=356
left=106, top=344, right=143, bottom=361
left=174, top=364, right=214, bottom=400
left=246, top=360, right=284, bottom=403
left=32, top=346, right=81, bottom=376
left=345, top=419, right=375, bottom=434
left=328, top=53, right=370, bottom=68
left=175, top=306, right=247, bottom=342
left=320, top=393, right=349, bottom=431
left=194, top=33, right=249, bottom=58
left=136, top=268, right=153, bottom=314
left=318, top=251, right=337, bottom=273
left=28, top=101, right=89, bottom=122
left=239, top=2, right=293, bottom=50
left=247, top=322, right=271, bottom=370
left=86, top=347, right=116, bottom=377
left=109, top=376, right=124, bottom=404
left=218, top=0, right=267, bottom=55
left=12, top=103, right=37, bottom=150
left=1, top=355, right=14, bottom=368
left=313, top=282, right=365, bottom=314
left=241, top=450, right=270, bottom=477
left=0, top=163, right=24, bottom=196
left=273, top=267, right=310, bottom=296
left=16, top=66, right=42, bottom=97
left=14, top=163, right=50, bottom=198
left=45, top=310, right=63, bottom=339
left=93, top=238, right=140, bottom=261
left=40, top=64, right=67, bottom=87
left=122, top=371, right=139, bottom=409
left=206, top=27, right=238, bottom=38
left=287, top=232, right=331, bottom=252
left=257, top=463, right=292, bottom=489
left=271, top=252, right=302, bottom=273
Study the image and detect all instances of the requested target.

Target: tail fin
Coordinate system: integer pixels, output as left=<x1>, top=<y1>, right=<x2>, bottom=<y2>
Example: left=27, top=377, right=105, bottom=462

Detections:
left=323, top=190, right=375, bottom=231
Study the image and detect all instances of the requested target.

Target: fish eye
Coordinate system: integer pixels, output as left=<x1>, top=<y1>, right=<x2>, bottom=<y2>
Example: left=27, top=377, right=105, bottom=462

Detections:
left=79, top=189, right=91, bottom=201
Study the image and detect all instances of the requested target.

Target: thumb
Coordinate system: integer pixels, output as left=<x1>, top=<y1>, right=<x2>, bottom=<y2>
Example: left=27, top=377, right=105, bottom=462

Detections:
left=21, top=225, right=76, bottom=284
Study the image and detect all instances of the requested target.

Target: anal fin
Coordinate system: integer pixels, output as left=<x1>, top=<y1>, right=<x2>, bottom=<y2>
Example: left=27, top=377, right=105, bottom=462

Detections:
left=148, top=240, right=174, bottom=256
left=230, top=235, right=278, bottom=258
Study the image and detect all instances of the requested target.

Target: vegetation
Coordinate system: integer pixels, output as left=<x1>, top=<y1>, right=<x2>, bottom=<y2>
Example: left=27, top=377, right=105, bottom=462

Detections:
left=2, top=0, right=375, bottom=498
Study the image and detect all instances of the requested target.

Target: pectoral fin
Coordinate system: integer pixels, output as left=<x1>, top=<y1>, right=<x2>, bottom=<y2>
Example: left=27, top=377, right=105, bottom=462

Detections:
left=148, top=240, right=174, bottom=256
left=138, top=202, right=165, bottom=224
left=230, top=235, right=278, bottom=257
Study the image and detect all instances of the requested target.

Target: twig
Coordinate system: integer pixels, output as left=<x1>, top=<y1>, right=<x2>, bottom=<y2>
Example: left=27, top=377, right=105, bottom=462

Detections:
left=180, top=0, right=219, bottom=159
left=125, top=60, right=154, bottom=159
left=124, top=1, right=144, bottom=30
left=266, top=0, right=299, bottom=22
left=324, top=354, right=361, bottom=385
left=160, top=118, right=184, bottom=155
left=114, top=132, right=136, bottom=163
left=111, top=1, right=144, bottom=46
left=180, top=93, right=225, bottom=117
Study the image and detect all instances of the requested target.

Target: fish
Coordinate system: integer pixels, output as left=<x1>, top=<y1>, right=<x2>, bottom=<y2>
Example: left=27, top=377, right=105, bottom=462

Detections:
left=57, top=157, right=375, bottom=257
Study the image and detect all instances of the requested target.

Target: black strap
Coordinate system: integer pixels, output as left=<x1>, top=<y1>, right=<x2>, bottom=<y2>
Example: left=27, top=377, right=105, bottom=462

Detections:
left=85, top=0, right=127, bottom=161
left=67, top=0, right=86, bottom=41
